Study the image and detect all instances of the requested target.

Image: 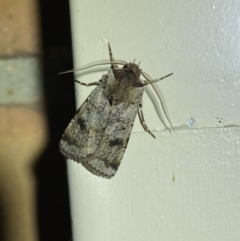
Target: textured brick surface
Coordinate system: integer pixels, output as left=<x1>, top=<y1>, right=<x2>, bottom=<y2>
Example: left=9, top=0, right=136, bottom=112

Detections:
left=0, top=0, right=41, bottom=55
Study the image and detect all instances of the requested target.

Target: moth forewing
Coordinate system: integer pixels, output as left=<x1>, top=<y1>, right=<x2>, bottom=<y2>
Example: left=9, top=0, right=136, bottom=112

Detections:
left=59, top=44, right=173, bottom=178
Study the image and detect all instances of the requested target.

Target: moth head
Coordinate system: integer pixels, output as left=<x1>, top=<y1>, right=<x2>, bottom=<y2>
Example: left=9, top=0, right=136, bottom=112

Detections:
left=123, top=62, right=141, bottom=77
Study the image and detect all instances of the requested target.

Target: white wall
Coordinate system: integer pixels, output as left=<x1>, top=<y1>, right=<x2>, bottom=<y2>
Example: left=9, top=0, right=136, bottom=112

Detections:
left=67, top=1, right=240, bottom=240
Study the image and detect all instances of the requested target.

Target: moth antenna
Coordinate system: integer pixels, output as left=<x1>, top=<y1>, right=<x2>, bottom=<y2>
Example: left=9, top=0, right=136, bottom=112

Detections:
left=108, top=43, right=119, bottom=69
left=132, top=59, right=136, bottom=63
left=138, top=61, right=141, bottom=66
left=141, top=71, right=174, bottom=132
left=58, top=59, right=128, bottom=75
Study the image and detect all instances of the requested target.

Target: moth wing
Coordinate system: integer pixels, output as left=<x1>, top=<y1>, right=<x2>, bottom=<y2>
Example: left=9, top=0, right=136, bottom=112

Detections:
left=59, top=75, right=111, bottom=161
left=60, top=68, right=145, bottom=179
left=82, top=88, right=144, bottom=178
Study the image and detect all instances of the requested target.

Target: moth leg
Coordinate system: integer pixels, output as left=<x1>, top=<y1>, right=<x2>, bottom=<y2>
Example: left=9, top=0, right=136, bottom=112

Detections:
left=108, top=43, right=119, bottom=69
left=138, top=105, right=156, bottom=139
left=74, top=79, right=99, bottom=86
left=141, top=71, right=174, bottom=132
left=142, top=79, right=161, bottom=85
left=142, top=73, right=173, bottom=85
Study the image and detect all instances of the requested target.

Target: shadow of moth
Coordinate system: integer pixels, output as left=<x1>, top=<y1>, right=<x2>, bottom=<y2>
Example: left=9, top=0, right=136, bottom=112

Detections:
left=59, top=44, right=173, bottom=178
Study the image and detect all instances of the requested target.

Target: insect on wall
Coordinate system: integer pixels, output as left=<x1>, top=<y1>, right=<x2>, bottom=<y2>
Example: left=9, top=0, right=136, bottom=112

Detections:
left=59, top=43, right=173, bottom=178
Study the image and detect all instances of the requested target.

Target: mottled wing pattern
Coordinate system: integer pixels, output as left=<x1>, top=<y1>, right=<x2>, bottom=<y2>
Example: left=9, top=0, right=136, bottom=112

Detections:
left=60, top=72, right=113, bottom=160
left=60, top=67, right=144, bottom=178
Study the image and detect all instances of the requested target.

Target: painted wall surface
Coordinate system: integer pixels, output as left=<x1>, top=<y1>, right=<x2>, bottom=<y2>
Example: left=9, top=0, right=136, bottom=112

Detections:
left=67, top=1, right=240, bottom=240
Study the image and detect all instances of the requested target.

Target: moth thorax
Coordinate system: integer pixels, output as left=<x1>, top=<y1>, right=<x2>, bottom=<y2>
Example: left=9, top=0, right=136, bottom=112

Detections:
left=124, top=63, right=141, bottom=77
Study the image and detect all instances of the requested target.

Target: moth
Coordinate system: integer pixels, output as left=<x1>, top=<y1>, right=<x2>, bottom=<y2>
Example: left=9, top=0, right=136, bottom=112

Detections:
left=59, top=44, right=173, bottom=178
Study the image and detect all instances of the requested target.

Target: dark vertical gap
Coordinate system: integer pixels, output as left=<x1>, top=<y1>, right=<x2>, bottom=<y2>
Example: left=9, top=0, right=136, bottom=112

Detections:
left=34, top=0, right=75, bottom=240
